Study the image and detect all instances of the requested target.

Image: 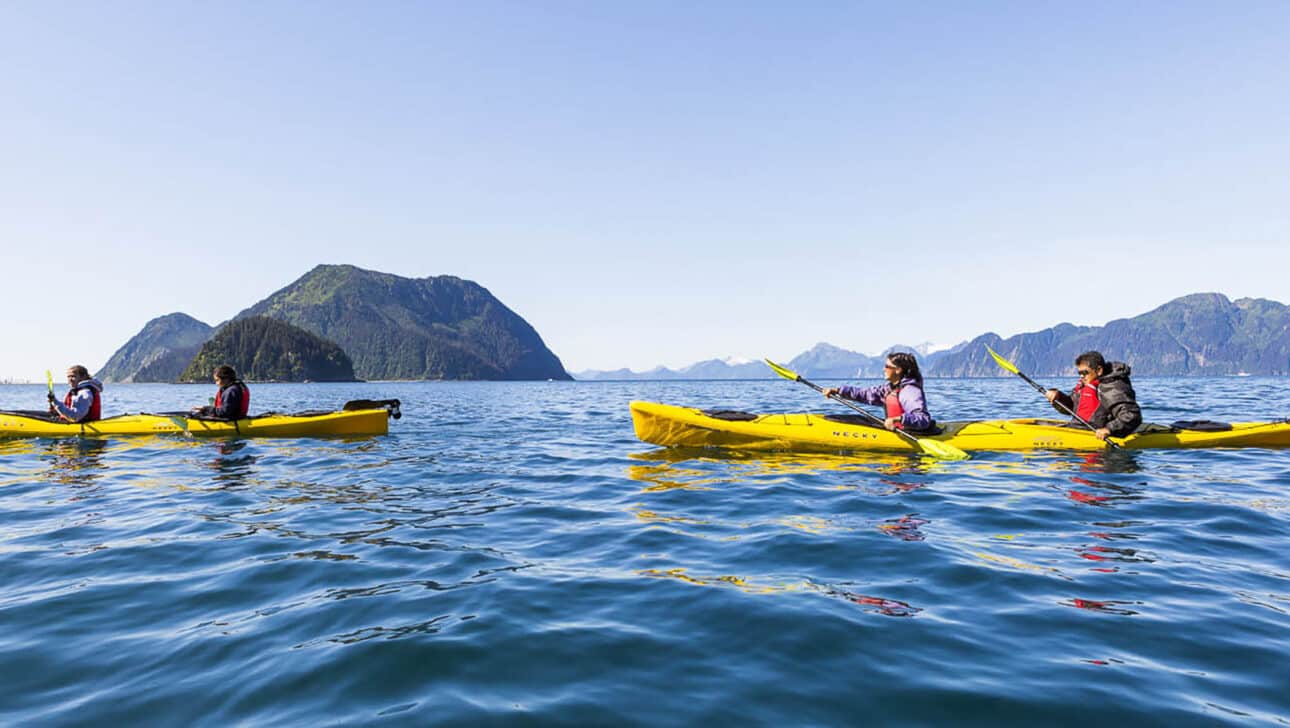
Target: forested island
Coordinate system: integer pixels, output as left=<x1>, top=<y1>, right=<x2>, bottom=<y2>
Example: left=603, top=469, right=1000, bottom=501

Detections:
left=178, top=316, right=356, bottom=383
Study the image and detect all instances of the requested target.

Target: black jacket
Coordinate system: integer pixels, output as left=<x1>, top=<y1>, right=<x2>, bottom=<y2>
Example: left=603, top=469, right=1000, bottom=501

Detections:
left=207, top=381, right=249, bottom=420
left=1051, top=362, right=1142, bottom=437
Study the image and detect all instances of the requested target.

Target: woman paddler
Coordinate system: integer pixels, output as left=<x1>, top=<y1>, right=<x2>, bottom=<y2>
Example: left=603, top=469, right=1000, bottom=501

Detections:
left=821, top=351, right=937, bottom=434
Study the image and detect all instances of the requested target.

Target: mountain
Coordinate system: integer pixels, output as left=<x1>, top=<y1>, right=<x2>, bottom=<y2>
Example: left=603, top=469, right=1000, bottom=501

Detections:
left=575, top=357, right=770, bottom=381
left=573, top=368, right=649, bottom=381
left=787, top=343, right=886, bottom=378
left=676, top=357, right=770, bottom=379
left=575, top=293, right=1290, bottom=379
left=573, top=346, right=926, bottom=380
left=928, top=294, right=1290, bottom=376
left=97, top=313, right=215, bottom=383
left=178, top=316, right=356, bottom=382
left=574, top=345, right=937, bottom=380
left=235, top=264, right=570, bottom=381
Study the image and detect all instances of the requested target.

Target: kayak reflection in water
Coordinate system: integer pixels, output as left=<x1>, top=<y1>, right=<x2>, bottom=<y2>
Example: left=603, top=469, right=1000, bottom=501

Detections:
left=821, top=351, right=938, bottom=434
left=43, top=438, right=109, bottom=488
left=191, top=365, right=250, bottom=420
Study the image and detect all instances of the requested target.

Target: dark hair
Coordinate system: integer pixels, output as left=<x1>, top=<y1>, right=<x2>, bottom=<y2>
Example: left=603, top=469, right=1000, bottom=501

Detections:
left=69, top=365, right=90, bottom=379
left=886, top=351, right=922, bottom=382
left=1075, top=351, right=1106, bottom=374
left=214, top=365, right=238, bottom=381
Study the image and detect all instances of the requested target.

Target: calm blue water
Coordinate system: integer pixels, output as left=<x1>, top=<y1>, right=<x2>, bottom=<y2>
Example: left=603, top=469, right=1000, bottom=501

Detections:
left=2, top=378, right=1289, bottom=725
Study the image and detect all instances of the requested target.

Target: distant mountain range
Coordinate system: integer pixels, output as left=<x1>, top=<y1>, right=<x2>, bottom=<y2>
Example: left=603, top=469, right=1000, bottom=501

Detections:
left=574, top=293, right=1290, bottom=379
left=98, top=265, right=571, bottom=383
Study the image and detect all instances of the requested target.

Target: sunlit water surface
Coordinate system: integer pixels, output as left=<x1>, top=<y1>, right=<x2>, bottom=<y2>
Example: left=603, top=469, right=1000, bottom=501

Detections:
left=2, top=379, right=1288, bottom=725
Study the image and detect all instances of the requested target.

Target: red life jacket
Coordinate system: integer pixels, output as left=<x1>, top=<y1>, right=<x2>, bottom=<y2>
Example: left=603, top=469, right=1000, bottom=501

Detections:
left=64, top=383, right=102, bottom=422
left=1073, top=379, right=1100, bottom=422
left=885, top=386, right=905, bottom=428
left=215, top=381, right=250, bottom=418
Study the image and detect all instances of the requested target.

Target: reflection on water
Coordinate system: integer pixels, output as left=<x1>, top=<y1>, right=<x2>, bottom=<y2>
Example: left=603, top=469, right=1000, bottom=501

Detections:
left=0, top=438, right=39, bottom=456
left=42, top=438, right=109, bottom=488
left=626, top=453, right=1157, bottom=563
left=627, top=447, right=949, bottom=495
left=296, top=614, right=462, bottom=648
left=972, top=549, right=1067, bottom=578
left=1077, top=542, right=1153, bottom=565
left=638, top=568, right=924, bottom=618
left=810, top=583, right=923, bottom=617
left=208, top=440, right=257, bottom=487
left=640, top=567, right=775, bottom=592
left=1063, top=597, right=1141, bottom=616
left=1087, top=521, right=1145, bottom=541
left=624, top=446, right=1164, bottom=594
left=878, top=514, right=928, bottom=541
left=632, top=446, right=950, bottom=470
left=1058, top=449, right=1143, bottom=474
left=1062, top=476, right=1144, bottom=507
left=629, top=446, right=1148, bottom=488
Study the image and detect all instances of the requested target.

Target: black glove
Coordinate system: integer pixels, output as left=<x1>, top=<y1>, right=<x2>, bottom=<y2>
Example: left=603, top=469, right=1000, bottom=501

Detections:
left=47, top=392, right=56, bottom=405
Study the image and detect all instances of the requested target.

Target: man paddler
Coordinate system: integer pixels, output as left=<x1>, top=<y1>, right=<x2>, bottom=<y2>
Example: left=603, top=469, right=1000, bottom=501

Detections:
left=1045, top=351, right=1141, bottom=440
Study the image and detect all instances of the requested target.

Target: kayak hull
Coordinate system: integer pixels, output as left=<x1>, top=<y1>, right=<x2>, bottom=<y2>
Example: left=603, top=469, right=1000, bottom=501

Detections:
left=0, top=413, right=183, bottom=437
left=630, top=401, right=1290, bottom=453
left=183, top=409, right=389, bottom=437
left=0, top=409, right=391, bottom=438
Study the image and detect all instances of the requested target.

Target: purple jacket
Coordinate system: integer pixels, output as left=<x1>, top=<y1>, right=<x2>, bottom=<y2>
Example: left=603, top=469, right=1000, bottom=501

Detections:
left=838, top=377, right=935, bottom=431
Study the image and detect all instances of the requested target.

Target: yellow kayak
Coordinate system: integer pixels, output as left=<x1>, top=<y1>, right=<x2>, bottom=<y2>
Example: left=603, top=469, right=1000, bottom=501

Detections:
left=0, top=412, right=184, bottom=437
left=630, top=401, right=1290, bottom=453
left=0, top=400, right=399, bottom=438
left=182, top=408, right=392, bottom=437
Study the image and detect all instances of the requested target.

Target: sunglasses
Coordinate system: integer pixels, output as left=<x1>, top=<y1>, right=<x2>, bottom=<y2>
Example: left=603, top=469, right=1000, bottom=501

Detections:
left=1077, top=369, right=1092, bottom=376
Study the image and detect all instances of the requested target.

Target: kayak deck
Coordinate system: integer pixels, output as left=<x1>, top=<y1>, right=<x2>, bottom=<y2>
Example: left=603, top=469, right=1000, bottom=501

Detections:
left=630, top=401, right=1290, bottom=453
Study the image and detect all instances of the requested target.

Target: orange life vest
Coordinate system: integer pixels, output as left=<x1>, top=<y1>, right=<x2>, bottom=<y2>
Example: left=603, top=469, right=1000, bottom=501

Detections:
left=885, top=386, right=904, bottom=428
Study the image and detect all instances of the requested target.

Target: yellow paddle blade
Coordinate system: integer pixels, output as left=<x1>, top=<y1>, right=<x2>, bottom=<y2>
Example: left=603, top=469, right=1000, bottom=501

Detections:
left=45, top=369, right=53, bottom=393
left=917, top=438, right=970, bottom=461
left=985, top=345, right=1020, bottom=375
left=764, top=358, right=799, bottom=381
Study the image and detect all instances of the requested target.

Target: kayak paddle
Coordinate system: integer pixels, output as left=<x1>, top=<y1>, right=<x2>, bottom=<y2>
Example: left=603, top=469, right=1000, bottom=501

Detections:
left=764, top=358, right=969, bottom=460
left=985, top=345, right=1121, bottom=449
left=46, top=369, right=53, bottom=395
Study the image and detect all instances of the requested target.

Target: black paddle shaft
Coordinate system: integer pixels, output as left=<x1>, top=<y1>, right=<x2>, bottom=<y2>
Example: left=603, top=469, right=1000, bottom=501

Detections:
left=792, top=374, right=929, bottom=446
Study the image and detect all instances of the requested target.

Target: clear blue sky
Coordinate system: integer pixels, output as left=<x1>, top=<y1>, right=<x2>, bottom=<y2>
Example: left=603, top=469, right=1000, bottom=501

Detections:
left=2, top=1, right=1287, bottom=381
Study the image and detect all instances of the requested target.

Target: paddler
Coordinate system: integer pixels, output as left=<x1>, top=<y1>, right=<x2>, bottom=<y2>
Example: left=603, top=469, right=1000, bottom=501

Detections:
left=1045, top=351, right=1141, bottom=440
left=48, top=365, right=104, bottom=423
left=821, top=351, right=938, bottom=433
left=191, top=365, right=250, bottom=420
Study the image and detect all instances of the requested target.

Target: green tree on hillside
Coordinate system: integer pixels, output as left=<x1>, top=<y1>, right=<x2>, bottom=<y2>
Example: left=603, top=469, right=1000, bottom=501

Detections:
left=178, top=316, right=356, bottom=382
